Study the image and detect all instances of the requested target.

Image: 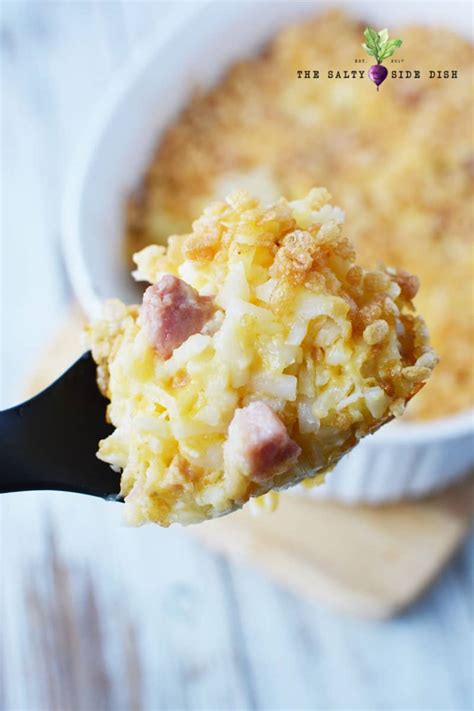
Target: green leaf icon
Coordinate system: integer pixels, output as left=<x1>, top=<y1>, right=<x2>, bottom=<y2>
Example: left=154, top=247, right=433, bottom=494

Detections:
left=362, top=26, right=403, bottom=64
left=378, top=28, right=389, bottom=45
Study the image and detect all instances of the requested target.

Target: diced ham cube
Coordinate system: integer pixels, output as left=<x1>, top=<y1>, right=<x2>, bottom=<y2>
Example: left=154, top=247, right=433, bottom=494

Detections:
left=226, top=401, right=301, bottom=482
left=141, top=275, right=214, bottom=359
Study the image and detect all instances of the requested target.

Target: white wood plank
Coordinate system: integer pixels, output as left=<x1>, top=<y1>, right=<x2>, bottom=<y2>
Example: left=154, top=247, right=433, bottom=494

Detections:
left=2, top=491, right=259, bottom=709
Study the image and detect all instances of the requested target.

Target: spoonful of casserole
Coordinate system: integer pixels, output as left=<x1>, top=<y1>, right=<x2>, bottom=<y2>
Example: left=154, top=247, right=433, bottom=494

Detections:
left=84, top=188, right=437, bottom=526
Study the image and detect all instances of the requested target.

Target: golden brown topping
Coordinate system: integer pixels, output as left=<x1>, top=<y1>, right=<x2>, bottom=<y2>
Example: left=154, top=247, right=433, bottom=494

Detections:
left=402, top=365, right=433, bottom=383
left=363, top=319, right=390, bottom=346
left=346, top=265, right=363, bottom=287
left=353, top=297, right=384, bottom=333
left=183, top=230, right=220, bottom=261
left=394, top=270, right=420, bottom=301
left=270, top=229, right=315, bottom=283
left=364, top=271, right=391, bottom=293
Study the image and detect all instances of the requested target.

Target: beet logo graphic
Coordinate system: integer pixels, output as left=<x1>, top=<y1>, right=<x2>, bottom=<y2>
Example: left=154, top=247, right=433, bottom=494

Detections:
left=362, top=27, right=403, bottom=90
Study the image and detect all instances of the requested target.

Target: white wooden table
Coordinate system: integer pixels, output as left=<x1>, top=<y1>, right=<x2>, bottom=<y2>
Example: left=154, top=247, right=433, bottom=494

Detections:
left=1, top=3, right=473, bottom=710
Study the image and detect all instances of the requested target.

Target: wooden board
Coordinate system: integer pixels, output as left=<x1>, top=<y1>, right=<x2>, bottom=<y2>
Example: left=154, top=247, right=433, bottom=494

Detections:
left=195, top=481, right=473, bottom=618
left=26, top=306, right=473, bottom=619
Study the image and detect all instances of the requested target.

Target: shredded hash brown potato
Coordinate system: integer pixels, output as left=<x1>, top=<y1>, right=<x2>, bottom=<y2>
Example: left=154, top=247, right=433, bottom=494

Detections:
left=89, top=189, right=437, bottom=526
left=126, top=10, right=473, bottom=421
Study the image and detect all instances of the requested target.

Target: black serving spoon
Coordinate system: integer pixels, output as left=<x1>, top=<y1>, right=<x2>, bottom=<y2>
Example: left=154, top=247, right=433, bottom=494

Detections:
left=0, top=352, right=121, bottom=499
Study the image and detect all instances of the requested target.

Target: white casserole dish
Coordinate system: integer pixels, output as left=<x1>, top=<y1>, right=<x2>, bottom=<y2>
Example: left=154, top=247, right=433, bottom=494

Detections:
left=62, top=0, right=474, bottom=503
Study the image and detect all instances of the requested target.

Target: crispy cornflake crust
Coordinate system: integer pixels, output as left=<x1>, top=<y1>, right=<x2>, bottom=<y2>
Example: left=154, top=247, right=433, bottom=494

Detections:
left=88, top=189, right=437, bottom=527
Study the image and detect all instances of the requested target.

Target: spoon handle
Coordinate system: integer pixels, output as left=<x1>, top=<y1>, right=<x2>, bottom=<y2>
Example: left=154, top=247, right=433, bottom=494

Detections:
left=0, top=353, right=119, bottom=498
